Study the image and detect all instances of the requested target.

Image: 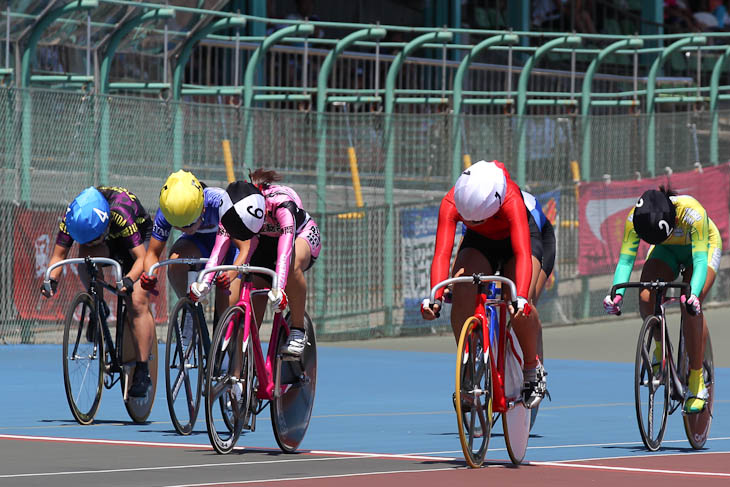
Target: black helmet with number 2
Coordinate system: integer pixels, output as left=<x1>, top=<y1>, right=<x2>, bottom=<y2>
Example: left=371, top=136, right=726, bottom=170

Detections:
left=632, top=188, right=676, bottom=245
left=220, top=181, right=266, bottom=240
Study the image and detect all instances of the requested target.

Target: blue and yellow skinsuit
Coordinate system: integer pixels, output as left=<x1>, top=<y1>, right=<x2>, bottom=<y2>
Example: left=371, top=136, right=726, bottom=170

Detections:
left=611, top=195, right=722, bottom=297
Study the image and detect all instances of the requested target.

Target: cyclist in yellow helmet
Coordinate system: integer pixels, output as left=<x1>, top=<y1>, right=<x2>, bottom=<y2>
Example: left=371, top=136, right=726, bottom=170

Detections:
left=140, top=170, right=238, bottom=323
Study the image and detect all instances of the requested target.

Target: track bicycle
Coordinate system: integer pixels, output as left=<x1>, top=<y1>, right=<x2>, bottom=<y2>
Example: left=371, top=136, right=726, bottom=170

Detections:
left=148, top=258, right=212, bottom=435
left=429, top=274, right=530, bottom=468
left=611, top=281, right=714, bottom=451
left=44, top=257, right=158, bottom=425
left=200, top=265, right=317, bottom=455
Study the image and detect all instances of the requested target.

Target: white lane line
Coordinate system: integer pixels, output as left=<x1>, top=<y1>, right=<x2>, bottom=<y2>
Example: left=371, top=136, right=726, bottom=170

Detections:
left=534, top=461, right=730, bottom=478
left=158, top=467, right=463, bottom=487
left=542, top=449, right=730, bottom=464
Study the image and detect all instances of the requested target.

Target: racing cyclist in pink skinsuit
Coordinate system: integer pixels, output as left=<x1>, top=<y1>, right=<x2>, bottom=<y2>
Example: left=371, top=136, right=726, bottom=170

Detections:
left=191, top=169, right=321, bottom=356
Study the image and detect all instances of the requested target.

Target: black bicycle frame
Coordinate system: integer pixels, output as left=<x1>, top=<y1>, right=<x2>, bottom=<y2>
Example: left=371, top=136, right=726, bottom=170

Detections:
left=82, top=257, right=127, bottom=382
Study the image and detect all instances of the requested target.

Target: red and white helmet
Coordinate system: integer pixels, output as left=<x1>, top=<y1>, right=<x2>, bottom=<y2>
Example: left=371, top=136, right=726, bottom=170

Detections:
left=453, top=160, right=507, bottom=221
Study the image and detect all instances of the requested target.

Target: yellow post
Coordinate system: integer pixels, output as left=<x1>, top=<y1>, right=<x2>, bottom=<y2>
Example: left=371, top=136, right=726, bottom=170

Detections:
left=338, top=146, right=365, bottom=219
left=463, top=153, right=472, bottom=169
left=222, top=139, right=236, bottom=183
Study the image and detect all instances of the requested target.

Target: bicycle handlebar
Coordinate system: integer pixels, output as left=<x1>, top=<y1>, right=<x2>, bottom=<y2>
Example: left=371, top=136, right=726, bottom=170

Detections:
left=44, top=257, right=124, bottom=293
left=429, top=274, right=518, bottom=309
left=610, top=281, right=695, bottom=316
left=148, top=258, right=209, bottom=276
left=197, top=265, right=279, bottom=292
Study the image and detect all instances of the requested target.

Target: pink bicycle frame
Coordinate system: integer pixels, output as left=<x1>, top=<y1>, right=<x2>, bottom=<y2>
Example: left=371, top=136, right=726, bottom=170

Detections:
left=200, top=265, right=291, bottom=401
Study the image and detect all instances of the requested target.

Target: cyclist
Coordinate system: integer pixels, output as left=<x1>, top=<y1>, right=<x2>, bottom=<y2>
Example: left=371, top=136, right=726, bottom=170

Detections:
left=603, top=186, right=720, bottom=413
left=420, top=160, right=547, bottom=408
left=191, top=169, right=321, bottom=357
left=41, top=186, right=155, bottom=397
left=522, top=190, right=556, bottom=305
left=140, top=170, right=236, bottom=325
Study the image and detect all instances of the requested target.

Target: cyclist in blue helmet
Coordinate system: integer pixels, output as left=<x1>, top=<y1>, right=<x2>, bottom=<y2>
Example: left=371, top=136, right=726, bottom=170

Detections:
left=42, top=186, right=156, bottom=398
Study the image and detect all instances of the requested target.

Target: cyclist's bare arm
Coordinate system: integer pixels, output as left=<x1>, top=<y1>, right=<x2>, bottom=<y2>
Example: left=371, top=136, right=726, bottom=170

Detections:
left=143, top=237, right=166, bottom=274
left=47, top=244, right=71, bottom=282
left=126, top=244, right=147, bottom=282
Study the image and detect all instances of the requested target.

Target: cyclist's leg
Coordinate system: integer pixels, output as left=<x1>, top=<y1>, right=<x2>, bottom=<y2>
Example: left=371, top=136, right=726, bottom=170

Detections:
left=286, top=228, right=318, bottom=331
left=680, top=242, right=719, bottom=412
left=638, top=254, right=676, bottom=320
left=450, top=247, right=493, bottom=344
left=76, top=241, right=111, bottom=288
left=534, top=220, right=556, bottom=306
left=167, top=236, right=204, bottom=298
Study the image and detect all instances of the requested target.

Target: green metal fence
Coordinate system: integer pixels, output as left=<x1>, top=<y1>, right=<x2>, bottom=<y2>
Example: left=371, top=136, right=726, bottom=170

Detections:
left=2, top=86, right=730, bottom=344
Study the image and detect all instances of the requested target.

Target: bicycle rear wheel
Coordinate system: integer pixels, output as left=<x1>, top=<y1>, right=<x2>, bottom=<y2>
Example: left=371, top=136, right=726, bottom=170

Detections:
left=122, top=318, right=158, bottom=424
left=271, top=312, right=317, bottom=453
left=634, top=315, right=670, bottom=451
left=503, top=330, right=530, bottom=465
left=62, top=292, right=104, bottom=425
left=681, top=328, right=714, bottom=449
left=455, top=316, right=492, bottom=468
left=205, top=306, right=249, bottom=454
left=165, top=298, right=204, bottom=435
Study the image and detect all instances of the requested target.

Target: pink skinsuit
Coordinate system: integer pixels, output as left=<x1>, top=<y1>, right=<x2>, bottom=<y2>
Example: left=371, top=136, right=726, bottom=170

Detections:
left=203, top=184, right=321, bottom=292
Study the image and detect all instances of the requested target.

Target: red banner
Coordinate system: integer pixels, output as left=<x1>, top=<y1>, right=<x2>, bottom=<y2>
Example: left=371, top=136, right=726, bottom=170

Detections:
left=578, top=164, right=730, bottom=276
left=13, top=207, right=168, bottom=323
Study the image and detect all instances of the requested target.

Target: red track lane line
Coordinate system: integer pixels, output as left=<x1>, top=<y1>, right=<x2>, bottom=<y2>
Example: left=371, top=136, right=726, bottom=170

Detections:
left=534, top=461, right=730, bottom=478
left=0, top=434, right=456, bottom=462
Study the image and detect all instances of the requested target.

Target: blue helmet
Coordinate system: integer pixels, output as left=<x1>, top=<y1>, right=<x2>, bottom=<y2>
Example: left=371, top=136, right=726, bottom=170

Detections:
left=65, top=187, right=111, bottom=244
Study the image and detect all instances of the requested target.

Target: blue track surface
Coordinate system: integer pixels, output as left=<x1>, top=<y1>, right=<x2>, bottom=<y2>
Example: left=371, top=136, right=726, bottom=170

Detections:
left=2, top=344, right=729, bottom=462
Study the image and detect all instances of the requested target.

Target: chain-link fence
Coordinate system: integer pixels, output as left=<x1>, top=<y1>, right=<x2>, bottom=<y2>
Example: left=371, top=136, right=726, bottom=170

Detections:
left=2, top=87, right=730, bottom=343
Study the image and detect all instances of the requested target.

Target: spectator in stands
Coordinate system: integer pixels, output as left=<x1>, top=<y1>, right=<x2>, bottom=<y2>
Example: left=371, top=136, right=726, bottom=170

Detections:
left=561, top=0, right=598, bottom=34
left=287, top=0, right=325, bottom=38
left=532, top=0, right=562, bottom=29
left=665, top=0, right=707, bottom=32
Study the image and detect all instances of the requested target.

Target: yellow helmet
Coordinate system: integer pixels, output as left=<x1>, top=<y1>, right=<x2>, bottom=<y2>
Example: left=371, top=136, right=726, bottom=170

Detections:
left=159, top=170, right=204, bottom=227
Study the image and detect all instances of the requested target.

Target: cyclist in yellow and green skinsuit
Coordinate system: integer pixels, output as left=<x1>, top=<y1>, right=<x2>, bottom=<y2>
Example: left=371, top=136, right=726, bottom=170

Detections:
left=603, top=186, right=721, bottom=414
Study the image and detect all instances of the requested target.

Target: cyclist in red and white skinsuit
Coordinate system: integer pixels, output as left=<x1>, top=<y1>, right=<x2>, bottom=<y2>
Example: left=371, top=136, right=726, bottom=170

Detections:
left=191, top=169, right=321, bottom=356
left=420, top=160, right=546, bottom=408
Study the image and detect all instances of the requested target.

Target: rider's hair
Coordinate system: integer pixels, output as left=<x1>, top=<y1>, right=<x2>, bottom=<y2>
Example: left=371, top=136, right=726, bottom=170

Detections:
left=248, top=168, right=281, bottom=189
left=659, top=184, right=677, bottom=198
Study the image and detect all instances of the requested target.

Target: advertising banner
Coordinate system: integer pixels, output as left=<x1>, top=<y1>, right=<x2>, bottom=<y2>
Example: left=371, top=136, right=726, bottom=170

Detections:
left=13, top=207, right=168, bottom=323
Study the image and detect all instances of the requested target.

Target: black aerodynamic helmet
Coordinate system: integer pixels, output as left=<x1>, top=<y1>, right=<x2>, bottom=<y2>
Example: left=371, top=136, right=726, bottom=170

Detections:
left=632, top=188, right=676, bottom=245
left=220, top=181, right=266, bottom=241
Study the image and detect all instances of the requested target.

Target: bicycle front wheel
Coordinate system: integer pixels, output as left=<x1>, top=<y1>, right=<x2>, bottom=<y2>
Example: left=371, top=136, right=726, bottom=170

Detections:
left=165, top=298, right=204, bottom=435
left=681, top=327, right=714, bottom=449
left=271, top=312, right=317, bottom=453
left=62, top=292, right=104, bottom=425
left=455, top=316, right=492, bottom=468
left=634, top=315, right=670, bottom=451
left=205, top=306, right=247, bottom=454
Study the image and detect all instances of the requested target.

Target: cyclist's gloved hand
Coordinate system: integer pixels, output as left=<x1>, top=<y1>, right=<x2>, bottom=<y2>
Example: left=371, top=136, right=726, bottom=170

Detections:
left=514, top=296, right=531, bottom=316
left=139, top=272, right=157, bottom=291
left=420, top=298, right=442, bottom=320
left=214, top=272, right=231, bottom=295
left=121, top=276, right=135, bottom=296
left=189, top=281, right=210, bottom=302
left=603, top=294, right=623, bottom=315
left=41, top=278, right=58, bottom=298
left=268, top=288, right=288, bottom=313
left=681, top=293, right=701, bottom=315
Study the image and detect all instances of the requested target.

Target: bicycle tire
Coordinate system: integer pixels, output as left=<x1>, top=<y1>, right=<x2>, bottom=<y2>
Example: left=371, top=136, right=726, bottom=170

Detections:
left=122, top=315, right=159, bottom=424
left=271, top=312, right=317, bottom=453
left=165, top=298, right=204, bottom=435
left=62, top=292, right=104, bottom=425
left=681, top=328, right=714, bottom=449
left=634, top=315, right=670, bottom=451
left=205, top=306, right=248, bottom=454
left=455, top=316, right=492, bottom=468
left=503, top=329, right=530, bottom=465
